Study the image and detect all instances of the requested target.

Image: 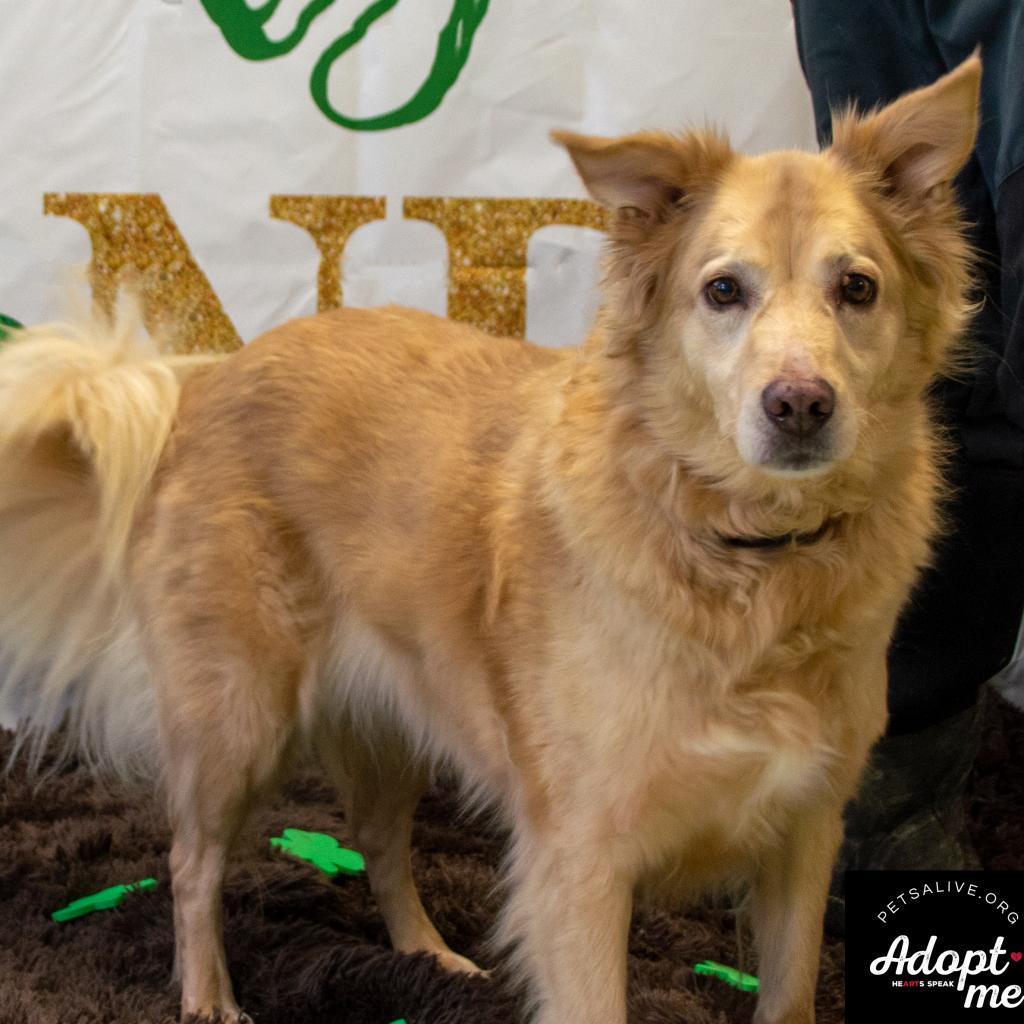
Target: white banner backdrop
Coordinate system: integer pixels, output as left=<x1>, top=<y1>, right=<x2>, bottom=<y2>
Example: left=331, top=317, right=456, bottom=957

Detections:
left=0, top=0, right=817, bottom=348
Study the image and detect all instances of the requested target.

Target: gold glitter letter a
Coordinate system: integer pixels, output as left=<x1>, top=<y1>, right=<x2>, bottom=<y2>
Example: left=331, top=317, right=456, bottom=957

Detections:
left=403, top=197, right=607, bottom=338
left=270, top=196, right=387, bottom=311
left=44, top=193, right=242, bottom=353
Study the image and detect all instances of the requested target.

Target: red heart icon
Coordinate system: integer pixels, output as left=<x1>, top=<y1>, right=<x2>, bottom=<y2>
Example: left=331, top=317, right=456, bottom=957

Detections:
left=1012, top=952, right=1023, bottom=963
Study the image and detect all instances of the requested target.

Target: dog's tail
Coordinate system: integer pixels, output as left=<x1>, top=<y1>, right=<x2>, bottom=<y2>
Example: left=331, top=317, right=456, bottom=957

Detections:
left=0, top=306, right=220, bottom=777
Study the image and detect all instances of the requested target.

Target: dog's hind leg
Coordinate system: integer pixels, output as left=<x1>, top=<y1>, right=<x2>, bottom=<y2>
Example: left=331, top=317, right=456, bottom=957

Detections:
left=141, top=520, right=305, bottom=1023
left=159, top=651, right=297, bottom=1024
left=317, top=725, right=483, bottom=975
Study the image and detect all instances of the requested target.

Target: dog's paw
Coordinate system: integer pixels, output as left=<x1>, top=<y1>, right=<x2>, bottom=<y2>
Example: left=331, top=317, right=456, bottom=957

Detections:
left=181, top=1011, right=253, bottom=1024
left=432, top=949, right=489, bottom=977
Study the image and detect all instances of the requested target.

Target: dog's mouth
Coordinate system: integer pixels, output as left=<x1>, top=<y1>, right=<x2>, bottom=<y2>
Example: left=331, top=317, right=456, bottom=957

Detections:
left=757, top=444, right=835, bottom=479
left=753, top=436, right=839, bottom=478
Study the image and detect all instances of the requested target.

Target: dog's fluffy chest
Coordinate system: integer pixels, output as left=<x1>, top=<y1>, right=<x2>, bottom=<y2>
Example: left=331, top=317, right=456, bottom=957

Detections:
left=607, top=672, right=834, bottom=847
left=539, top=578, right=845, bottom=866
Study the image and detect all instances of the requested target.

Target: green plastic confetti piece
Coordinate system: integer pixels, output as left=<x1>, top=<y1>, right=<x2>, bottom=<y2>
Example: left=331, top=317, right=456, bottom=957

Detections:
left=694, top=959, right=760, bottom=993
left=270, top=828, right=366, bottom=877
left=51, top=877, right=158, bottom=922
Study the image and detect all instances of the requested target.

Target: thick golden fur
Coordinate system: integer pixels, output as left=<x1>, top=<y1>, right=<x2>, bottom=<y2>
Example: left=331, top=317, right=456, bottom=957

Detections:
left=0, top=59, right=980, bottom=1024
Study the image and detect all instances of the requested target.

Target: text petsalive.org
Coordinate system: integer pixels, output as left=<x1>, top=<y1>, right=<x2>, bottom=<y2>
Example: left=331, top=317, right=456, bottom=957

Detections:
left=876, top=880, right=1019, bottom=926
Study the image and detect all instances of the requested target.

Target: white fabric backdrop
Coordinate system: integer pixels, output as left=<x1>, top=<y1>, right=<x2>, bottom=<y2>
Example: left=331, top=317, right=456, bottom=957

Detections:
left=0, top=0, right=817, bottom=347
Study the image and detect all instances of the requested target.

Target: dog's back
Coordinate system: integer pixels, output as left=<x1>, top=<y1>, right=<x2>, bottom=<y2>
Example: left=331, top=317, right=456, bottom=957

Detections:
left=133, top=306, right=570, bottom=790
left=0, top=304, right=563, bottom=779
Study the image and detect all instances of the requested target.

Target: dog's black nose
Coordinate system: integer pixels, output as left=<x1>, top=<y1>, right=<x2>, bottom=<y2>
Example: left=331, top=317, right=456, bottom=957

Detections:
left=761, top=377, right=835, bottom=436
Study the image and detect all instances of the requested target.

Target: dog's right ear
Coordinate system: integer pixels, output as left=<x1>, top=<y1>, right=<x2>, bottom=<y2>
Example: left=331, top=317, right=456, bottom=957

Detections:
left=551, top=129, right=733, bottom=233
left=552, top=130, right=732, bottom=335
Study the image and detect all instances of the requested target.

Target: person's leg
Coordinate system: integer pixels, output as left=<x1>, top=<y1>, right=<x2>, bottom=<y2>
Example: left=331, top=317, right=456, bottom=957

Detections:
left=887, top=463, right=1024, bottom=734
left=796, top=0, right=1024, bottom=461
left=925, top=0, right=1024, bottom=445
left=793, top=0, right=1024, bottom=931
left=793, top=0, right=944, bottom=137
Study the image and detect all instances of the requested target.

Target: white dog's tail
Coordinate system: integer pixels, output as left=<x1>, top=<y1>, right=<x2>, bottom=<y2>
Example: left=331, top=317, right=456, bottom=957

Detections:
left=0, top=308, right=220, bottom=777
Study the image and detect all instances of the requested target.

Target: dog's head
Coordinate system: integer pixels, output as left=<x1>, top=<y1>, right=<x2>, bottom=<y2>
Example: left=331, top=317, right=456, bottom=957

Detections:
left=555, top=56, right=980, bottom=491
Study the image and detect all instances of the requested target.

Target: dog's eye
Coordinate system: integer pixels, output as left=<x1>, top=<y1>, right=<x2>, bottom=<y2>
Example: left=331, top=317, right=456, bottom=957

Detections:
left=840, top=273, right=876, bottom=306
left=704, top=276, right=742, bottom=307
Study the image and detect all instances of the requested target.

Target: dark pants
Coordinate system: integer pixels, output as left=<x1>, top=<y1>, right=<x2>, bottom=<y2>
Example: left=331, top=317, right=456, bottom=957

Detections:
left=794, top=0, right=1024, bottom=734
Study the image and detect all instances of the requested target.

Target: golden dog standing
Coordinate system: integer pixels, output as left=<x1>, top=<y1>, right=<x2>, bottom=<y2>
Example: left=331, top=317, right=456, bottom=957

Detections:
left=0, top=57, right=980, bottom=1024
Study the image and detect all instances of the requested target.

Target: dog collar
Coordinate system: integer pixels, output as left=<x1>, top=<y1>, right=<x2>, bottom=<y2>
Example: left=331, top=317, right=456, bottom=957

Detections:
left=718, top=518, right=834, bottom=551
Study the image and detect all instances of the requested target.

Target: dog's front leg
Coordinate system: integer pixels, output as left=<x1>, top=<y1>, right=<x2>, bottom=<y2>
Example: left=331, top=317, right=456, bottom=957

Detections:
left=502, top=839, right=633, bottom=1024
left=749, top=803, right=843, bottom=1024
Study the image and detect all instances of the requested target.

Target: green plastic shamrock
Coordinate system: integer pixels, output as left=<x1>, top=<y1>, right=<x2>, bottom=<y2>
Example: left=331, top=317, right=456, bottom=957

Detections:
left=270, top=828, right=366, bottom=877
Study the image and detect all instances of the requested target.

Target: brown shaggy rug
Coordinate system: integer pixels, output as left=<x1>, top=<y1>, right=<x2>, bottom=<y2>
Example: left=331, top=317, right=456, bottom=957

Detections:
left=1, top=693, right=1021, bottom=1024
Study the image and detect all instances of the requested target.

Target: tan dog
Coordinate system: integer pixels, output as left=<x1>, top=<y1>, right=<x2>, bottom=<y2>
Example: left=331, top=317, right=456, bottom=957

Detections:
left=0, top=57, right=980, bottom=1024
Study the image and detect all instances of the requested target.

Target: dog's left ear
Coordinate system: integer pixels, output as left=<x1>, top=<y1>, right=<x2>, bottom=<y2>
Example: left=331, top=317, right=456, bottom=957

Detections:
left=830, top=53, right=981, bottom=203
left=551, top=128, right=733, bottom=231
